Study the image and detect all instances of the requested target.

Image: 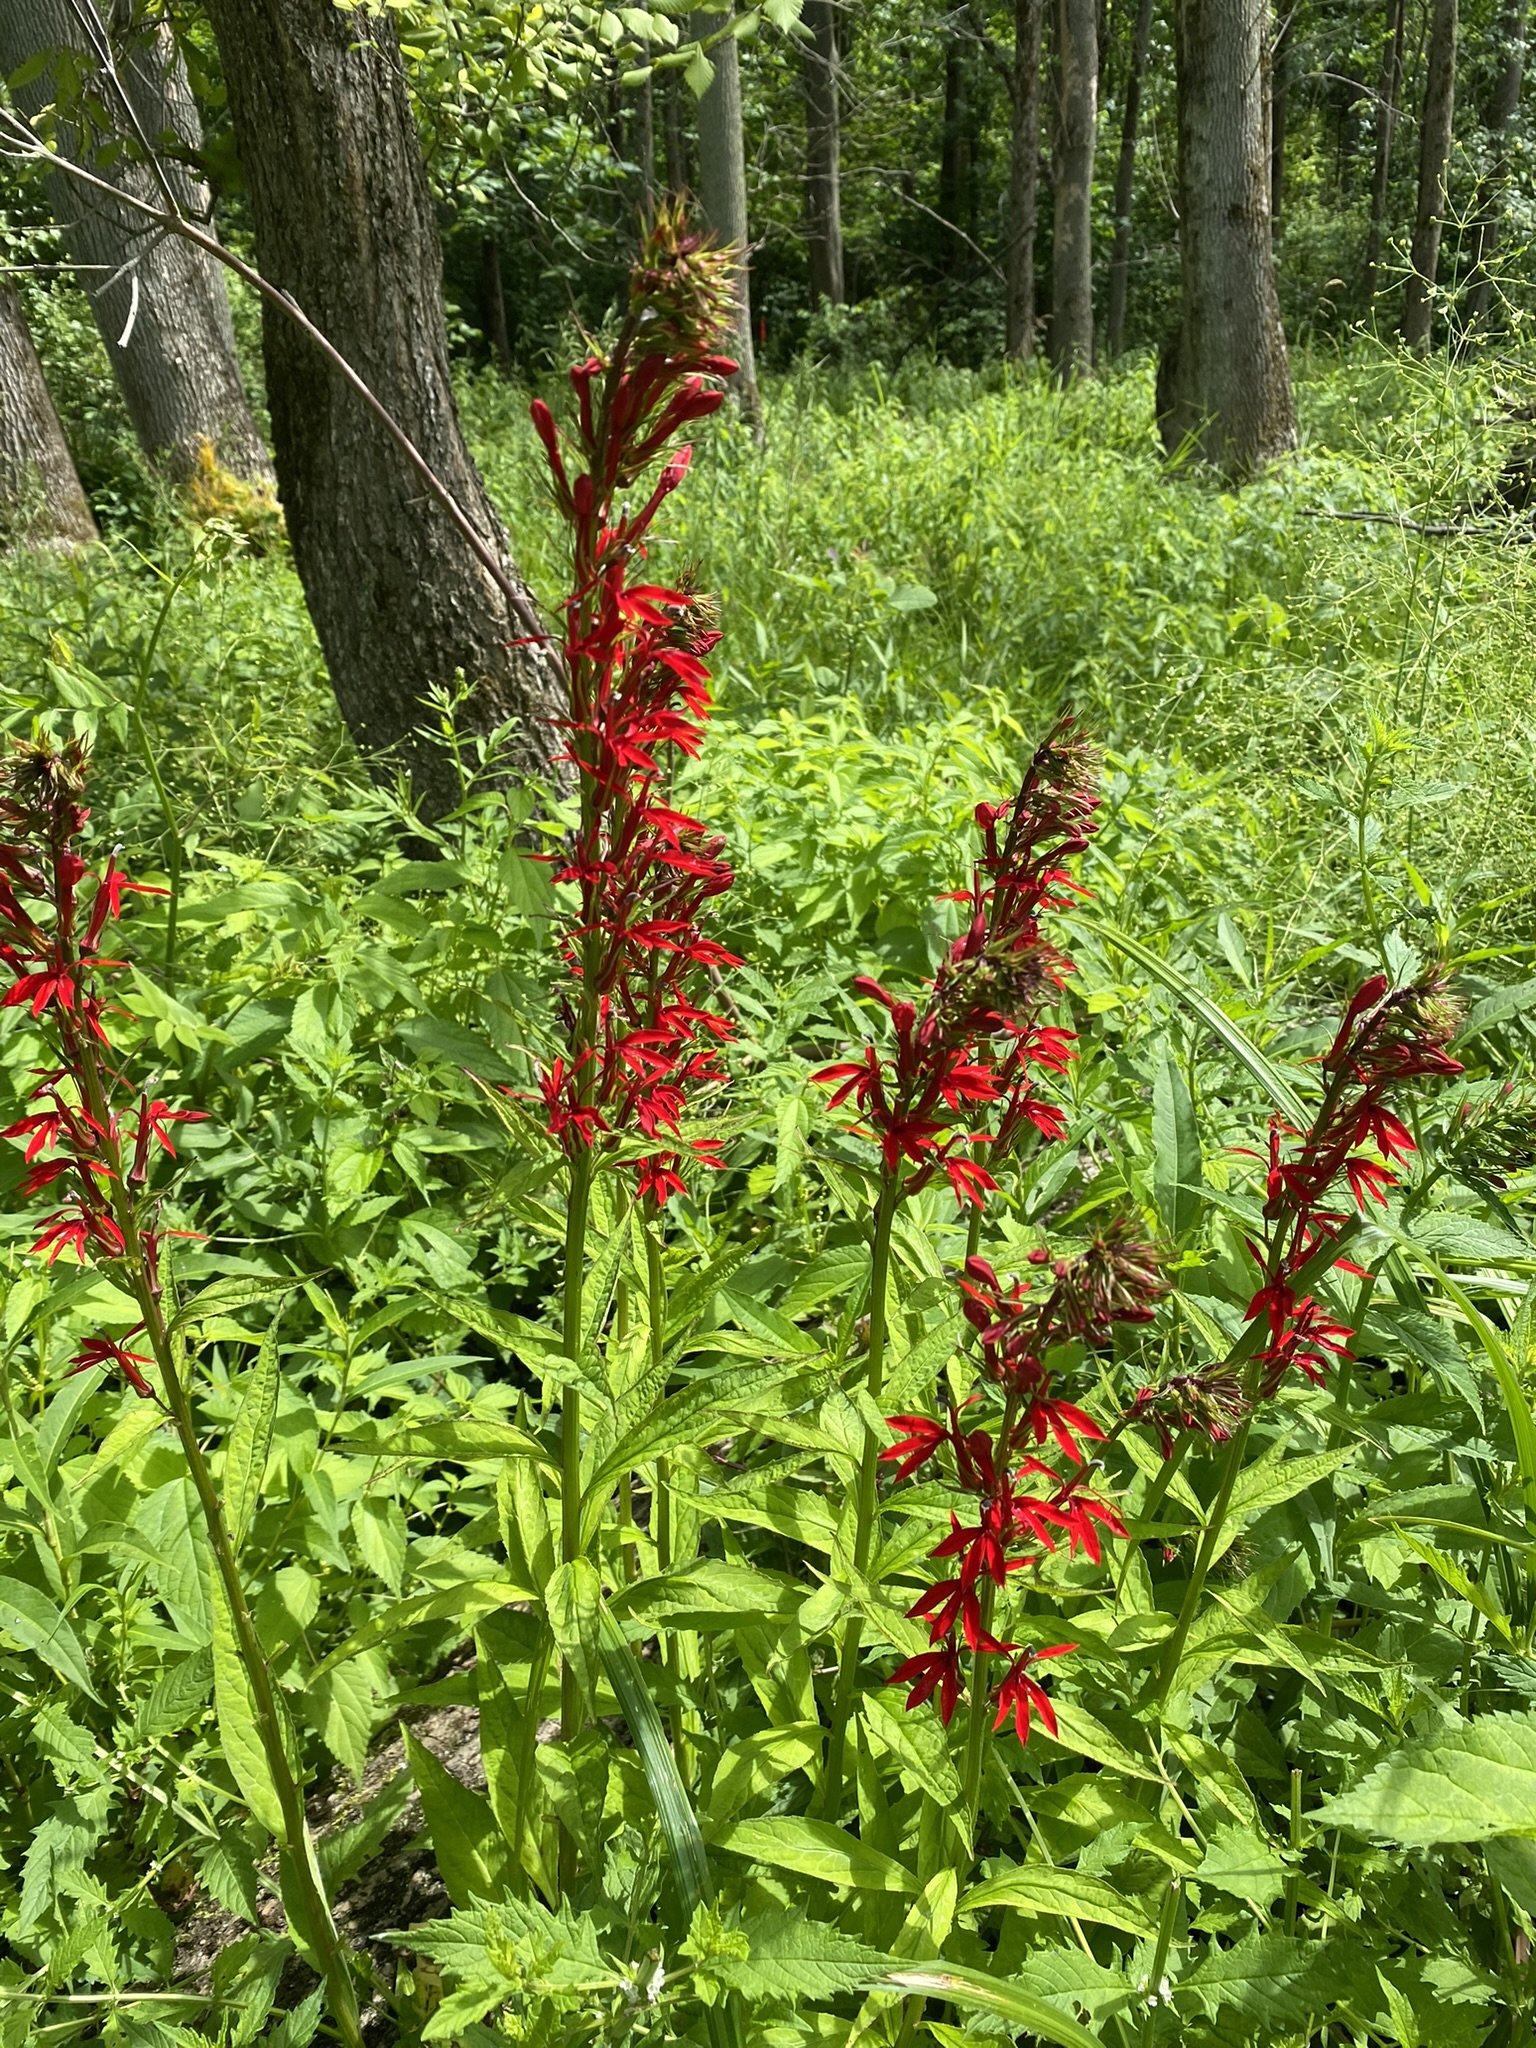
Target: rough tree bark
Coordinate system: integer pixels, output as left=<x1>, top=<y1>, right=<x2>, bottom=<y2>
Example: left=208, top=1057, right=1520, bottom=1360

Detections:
left=1051, top=0, right=1098, bottom=379
left=691, top=13, right=762, bottom=426
left=1105, top=0, right=1153, bottom=356
left=203, top=0, right=561, bottom=816
left=0, top=281, right=98, bottom=549
left=1463, top=0, right=1530, bottom=331
left=1402, top=0, right=1458, bottom=349
left=0, top=0, right=271, bottom=484
left=803, top=0, right=846, bottom=308
left=1160, top=0, right=1296, bottom=478
left=1364, top=0, right=1408, bottom=299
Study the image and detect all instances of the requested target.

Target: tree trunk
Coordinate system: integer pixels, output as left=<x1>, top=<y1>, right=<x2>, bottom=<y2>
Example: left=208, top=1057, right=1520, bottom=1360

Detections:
left=0, top=0, right=271, bottom=485
left=1051, top=0, right=1098, bottom=380
left=0, top=282, right=98, bottom=549
left=939, top=37, right=978, bottom=243
left=203, top=0, right=562, bottom=817
left=1006, top=0, right=1046, bottom=359
left=691, top=14, right=762, bottom=427
left=664, top=68, right=689, bottom=191
left=634, top=53, right=657, bottom=208
left=1161, top=0, right=1296, bottom=478
left=1402, top=0, right=1458, bottom=350
left=1271, top=3, right=1292, bottom=224
left=481, top=235, right=512, bottom=375
left=1105, top=0, right=1153, bottom=356
left=1364, top=0, right=1408, bottom=299
left=803, top=0, right=846, bottom=309
left=1463, top=0, right=1529, bottom=330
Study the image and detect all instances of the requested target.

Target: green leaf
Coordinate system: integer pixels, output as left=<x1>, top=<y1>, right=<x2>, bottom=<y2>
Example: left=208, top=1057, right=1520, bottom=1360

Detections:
left=875, top=1963, right=1102, bottom=2048
left=579, top=1359, right=808, bottom=1542
left=684, top=40, right=714, bottom=93
left=596, top=1604, right=740, bottom=2048
left=713, top=1816, right=918, bottom=1893
left=224, top=1317, right=283, bottom=1552
left=610, top=1560, right=800, bottom=1634
left=1070, top=916, right=1308, bottom=1125
left=308, top=1657, right=379, bottom=1781
left=1318, top=1709, right=1536, bottom=1845
left=210, top=1580, right=285, bottom=1838
left=964, top=1862, right=1157, bottom=1937
left=404, top=1726, right=512, bottom=1908
left=711, top=1908, right=891, bottom=2001
left=0, top=1575, right=99, bottom=1701
left=1430, top=1267, right=1536, bottom=1538
left=1152, top=1039, right=1201, bottom=1240
left=352, top=1494, right=408, bottom=1593
left=545, top=1557, right=603, bottom=1710
left=344, top=1417, right=554, bottom=1466
left=1213, top=1444, right=1356, bottom=1560
left=311, top=1577, right=534, bottom=1678
left=1175, top=1930, right=1358, bottom=2024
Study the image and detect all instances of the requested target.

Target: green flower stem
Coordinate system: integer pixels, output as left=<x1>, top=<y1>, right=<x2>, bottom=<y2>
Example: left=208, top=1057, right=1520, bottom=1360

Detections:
left=958, top=1577, right=998, bottom=1853
left=557, top=1142, right=594, bottom=1892
left=1138, top=1876, right=1182, bottom=2048
left=1149, top=1412, right=1252, bottom=1709
left=646, top=1215, right=694, bottom=1790
left=819, top=1168, right=903, bottom=1821
left=81, top=1053, right=363, bottom=2048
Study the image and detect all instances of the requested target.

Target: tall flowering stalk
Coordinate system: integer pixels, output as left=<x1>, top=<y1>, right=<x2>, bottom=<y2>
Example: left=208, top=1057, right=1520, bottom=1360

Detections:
left=0, top=739, right=363, bottom=2048
left=812, top=714, right=1099, bottom=1819
left=886, top=1227, right=1164, bottom=1827
left=1146, top=968, right=1464, bottom=1702
left=528, top=205, right=742, bottom=1770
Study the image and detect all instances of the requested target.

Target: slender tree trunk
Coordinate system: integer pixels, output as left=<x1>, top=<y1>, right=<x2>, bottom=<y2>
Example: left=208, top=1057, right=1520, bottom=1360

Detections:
left=692, top=13, right=762, bottom=427
left=635, top=51, right=657, bottom=208
left=0, top=0, right=271, bottom=486
left=1006, top=0, right=1046, bottom=359
left=0, top=282, right=98, bottom=549
left=202, top=0, right=561, bottom=817
left=803, top=0, right=846, bottom=308
left=1364, top=0, right=1408, bottom=299
left=481, top=235, right=512, bottom=374
left=1105, top=0, right=1153, bottom=355
left=1161, top=0, right=1296, bottom=477
left=939, top=35, right=978, bottom=242
left=664, top=67, right=689, bottom=190
left=1051, top=0, right=1098, bottom=379
left=1463, top=0, right=1530, bottom=330
left=1271, top=3, right=1292, bottom=225
left=1402, top=0, right=1458, bottom=349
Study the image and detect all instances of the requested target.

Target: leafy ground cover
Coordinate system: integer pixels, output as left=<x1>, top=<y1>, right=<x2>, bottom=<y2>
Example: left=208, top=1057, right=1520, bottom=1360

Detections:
left=0, top=314, right=1535, bottom=2048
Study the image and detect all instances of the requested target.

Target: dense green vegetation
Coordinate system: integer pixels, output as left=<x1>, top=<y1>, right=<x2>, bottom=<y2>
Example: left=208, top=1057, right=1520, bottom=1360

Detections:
left=3, top=0, right=1536, bottom=2037
left=0, top=333, right=1534, bottom=2046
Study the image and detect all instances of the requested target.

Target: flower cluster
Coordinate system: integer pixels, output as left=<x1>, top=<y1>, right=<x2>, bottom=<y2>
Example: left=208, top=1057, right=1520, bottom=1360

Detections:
left=0, top=737, right=201, bottom=1396
left=1127, top=969, right=1465, bottom=1448
left=530, top=203, right=742, bottom=1206
left=814, top=714, right=1097, bottom=1210
left=1243, top=971, right=1462, bottom=1401
left=887, top=1227, right=1164, bottom=1742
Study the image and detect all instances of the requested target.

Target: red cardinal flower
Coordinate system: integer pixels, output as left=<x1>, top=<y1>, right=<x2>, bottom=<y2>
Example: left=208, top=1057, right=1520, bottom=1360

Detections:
left=992, top=1644, right=1075, bottom=1745
left=890, top=1645, right=964, bottom=1724
left=529, top=220, right=742, bottom=1207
